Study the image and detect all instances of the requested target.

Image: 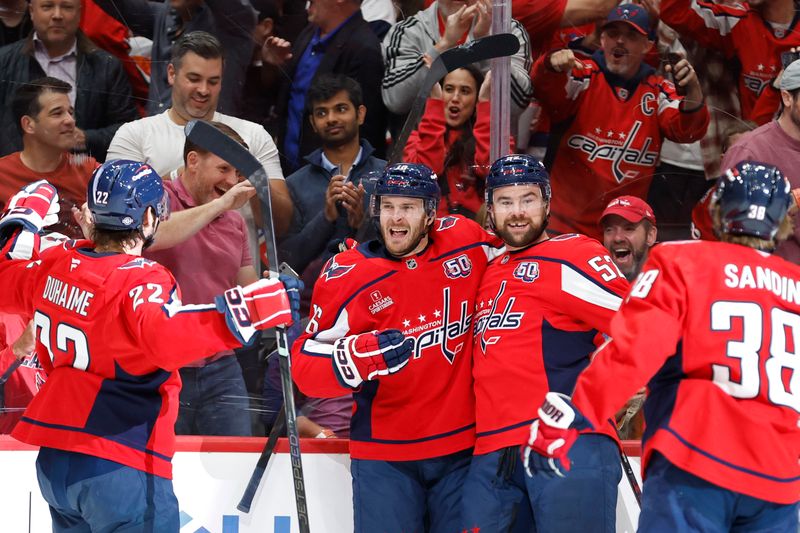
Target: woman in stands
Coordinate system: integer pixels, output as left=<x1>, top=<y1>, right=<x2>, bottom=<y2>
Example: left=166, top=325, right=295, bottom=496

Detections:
left=403, top=65, right=497, bottom=219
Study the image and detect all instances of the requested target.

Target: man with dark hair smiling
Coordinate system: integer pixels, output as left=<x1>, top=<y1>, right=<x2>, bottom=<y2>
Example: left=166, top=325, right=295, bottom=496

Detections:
left=108, top=30, right=292, bottom=244
left=0, top=77, right=96, bottom=238
left=280, top=73, right=386, bottom=279
left=463, top=154, right=629, bottom=533
left=261, top=0, right=386, bottom=172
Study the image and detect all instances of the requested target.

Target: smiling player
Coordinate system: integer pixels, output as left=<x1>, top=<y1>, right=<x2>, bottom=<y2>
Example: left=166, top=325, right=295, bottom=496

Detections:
left=292, top=162, right=503, bottom=533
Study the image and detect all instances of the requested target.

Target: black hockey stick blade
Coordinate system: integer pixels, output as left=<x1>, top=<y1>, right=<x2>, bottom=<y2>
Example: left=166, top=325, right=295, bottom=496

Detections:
left=184, top=120, right=279, bottom=275
left=237, top=406, right=287, bottom=513
left=185, top=120, right=262, bottom=177
left=184, top=120, right=311, bottom=532
left=388, top=33, right=520, bottom=165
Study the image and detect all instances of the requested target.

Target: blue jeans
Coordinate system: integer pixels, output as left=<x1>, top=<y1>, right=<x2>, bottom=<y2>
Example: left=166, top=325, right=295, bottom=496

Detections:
left=176, top=355, right=252, bottom=436
left=461, top=434, right=621, bottom=533
left=351, top=449, right=472, bottom=533
left=36, top=447, right=178, bottom=532
left=639, top=452, right=800, bottom=533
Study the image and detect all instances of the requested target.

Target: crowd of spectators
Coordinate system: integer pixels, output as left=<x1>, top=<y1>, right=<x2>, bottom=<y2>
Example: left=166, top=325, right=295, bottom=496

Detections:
left=0, top=0, right=796, bottom=442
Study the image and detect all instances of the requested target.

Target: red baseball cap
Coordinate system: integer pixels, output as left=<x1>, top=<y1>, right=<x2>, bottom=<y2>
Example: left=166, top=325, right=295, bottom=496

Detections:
left=600, top=196, right=657, bottom=225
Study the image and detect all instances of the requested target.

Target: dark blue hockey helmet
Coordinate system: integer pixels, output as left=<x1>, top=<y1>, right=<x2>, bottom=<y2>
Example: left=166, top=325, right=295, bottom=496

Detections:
left=88, top=160, right=169, bottom=231
left=712, top=160, right=791, bottom=240
left=485, top=154, right=550, bottom=205
left=370, top=163, right=441, bottom=217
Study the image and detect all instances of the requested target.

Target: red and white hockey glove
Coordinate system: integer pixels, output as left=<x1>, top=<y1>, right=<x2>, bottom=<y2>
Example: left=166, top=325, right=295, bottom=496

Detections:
left=1, top=180, right=59, bottom=234
left=332, top=329, right=413, bottom=388
left=522, top=392, right=592, bottom=478
left=0, top=181, right=59, bottom=260
left=216, top=275, right=303, bottom=346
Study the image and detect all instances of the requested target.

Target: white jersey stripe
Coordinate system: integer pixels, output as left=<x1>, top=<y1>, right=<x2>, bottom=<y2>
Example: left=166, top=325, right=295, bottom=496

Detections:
left=561, top=264, right=623, bottom=311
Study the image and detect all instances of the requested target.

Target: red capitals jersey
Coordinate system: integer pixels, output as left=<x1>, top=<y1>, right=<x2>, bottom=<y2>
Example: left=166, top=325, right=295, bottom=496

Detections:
left=532, top=53, right=710, bottom=240
left=292, top=216, right=503, bottom=461
left=572, top=241, right=800, bottom=504
left=1, top=240, right=240, bottom=478
left=472, top=234, right=629, bottom=455
left=661, top=0, right=800, bottom=123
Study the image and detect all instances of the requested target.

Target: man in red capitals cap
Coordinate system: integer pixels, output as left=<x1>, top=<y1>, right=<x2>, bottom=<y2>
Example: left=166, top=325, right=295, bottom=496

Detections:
left=600, top=195, right=658, bottom=282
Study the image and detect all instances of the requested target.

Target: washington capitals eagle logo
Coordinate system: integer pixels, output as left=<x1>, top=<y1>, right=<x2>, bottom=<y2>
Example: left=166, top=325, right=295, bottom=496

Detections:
left=321, top=258, right=354, bottom=281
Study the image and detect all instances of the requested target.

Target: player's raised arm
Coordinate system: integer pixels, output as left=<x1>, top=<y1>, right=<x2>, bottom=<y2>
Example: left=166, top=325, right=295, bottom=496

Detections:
left=0, top=180, right=61, bottom=315
left=127, top=272, right=301, bottom=372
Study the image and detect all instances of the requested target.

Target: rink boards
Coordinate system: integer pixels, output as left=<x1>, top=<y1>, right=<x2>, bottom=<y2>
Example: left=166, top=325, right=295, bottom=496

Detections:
left=0, top=436, right=643, bottom=532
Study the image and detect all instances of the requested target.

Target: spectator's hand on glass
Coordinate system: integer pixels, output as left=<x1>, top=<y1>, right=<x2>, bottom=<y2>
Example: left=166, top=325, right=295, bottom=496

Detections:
left=549, top=49, right=586, bottom=73
left=472, top=0, right=492, bottom=40
left=261, top=36, right=293, bottom=67
left=218, top=180, right=256, bottom=211
left=478, top=70, right=492, bottom=102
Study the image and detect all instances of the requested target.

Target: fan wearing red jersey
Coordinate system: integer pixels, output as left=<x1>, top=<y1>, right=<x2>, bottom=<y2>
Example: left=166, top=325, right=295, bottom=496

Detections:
left=660, top=0, right=800, bottom=124
left=292, top=163, right=503, bottom=533
left=525, top=160, right=800, bottom=532
left=532, top=4, right=709, bottom=241
left=0, top=162, right=300, bottom=532
left=460, top=154, right=629, bottom=533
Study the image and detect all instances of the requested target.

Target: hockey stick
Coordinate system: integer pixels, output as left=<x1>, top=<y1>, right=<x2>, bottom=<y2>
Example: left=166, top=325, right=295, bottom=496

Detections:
left=184, top=120, right=311, bottom=531
left=388, top=33, right=520, bottom=165
left=613, top=424, right=642, bottom=507
left=237, top=405, right=286, bottom=512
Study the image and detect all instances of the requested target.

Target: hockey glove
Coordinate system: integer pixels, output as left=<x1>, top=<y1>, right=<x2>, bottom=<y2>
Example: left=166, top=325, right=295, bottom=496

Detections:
left=0, top=180, right=59, bottom=234
left=0, top=181, right=59, bottom=260
left=332, top=329, right=413, bottom=388
left=522, top=392, right=592, bottom=478
left=216, top=275, right=303, bottom=346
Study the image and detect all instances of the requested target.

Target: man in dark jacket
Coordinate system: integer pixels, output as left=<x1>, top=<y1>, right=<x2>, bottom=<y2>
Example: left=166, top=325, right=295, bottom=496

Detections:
left=261, top=0, right=387, bottom=173
left=0, top=0, right=137, bottom=161
left=279, top=73, right=385, bottom=282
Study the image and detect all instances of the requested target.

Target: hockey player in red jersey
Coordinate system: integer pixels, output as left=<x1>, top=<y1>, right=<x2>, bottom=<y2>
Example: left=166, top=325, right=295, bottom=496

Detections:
left=525, top=160, right=800, bottom=532
left=292, top=163, right=503, bottom=533
left=460, top=154, right=629, bottom=532
left=0, top=162, right=300, bottom=531
left=532, top=4, right=709, bottom=240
